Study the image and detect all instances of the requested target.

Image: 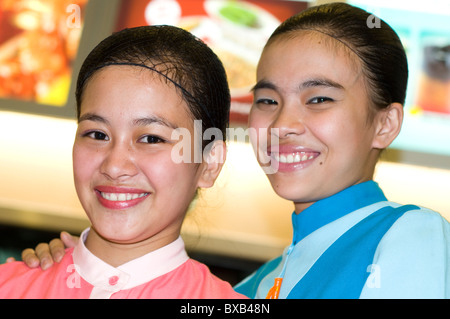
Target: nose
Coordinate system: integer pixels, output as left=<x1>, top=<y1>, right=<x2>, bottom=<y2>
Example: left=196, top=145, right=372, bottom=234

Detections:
left=100, top=141, right=138, bottom=181
left=270, top=102, right=306, bottom=139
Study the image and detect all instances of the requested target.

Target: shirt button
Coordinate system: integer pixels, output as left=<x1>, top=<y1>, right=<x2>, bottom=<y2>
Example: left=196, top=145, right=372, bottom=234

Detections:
left=109, top=276, right=119, bottom=286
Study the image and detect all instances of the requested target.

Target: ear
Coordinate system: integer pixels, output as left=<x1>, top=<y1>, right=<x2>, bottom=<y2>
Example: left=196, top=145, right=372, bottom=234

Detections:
left=197, top=140, right=226, bottom=188
left=371, top=102, right=404, bottom=150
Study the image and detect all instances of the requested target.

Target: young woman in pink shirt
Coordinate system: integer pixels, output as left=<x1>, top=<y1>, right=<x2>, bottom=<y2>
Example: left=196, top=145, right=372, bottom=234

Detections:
left=0, top=25, right=245, bottom=299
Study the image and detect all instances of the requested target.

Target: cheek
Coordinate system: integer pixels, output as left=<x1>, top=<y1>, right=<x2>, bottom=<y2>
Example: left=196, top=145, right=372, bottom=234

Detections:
left=313, top=111, right=364, bottom=148
left=72, top=143, right=98, bottom=189
left=313, top=113, right=374, bottom=170
left=139, top=153, right=198, bottom=189
left=143, top=161, right=200, bottom=213
left=248, top=108, right=266, bottom=130
left=139, top=158, right=168, bottom=186
left=248, top=111, right=272, bottom=147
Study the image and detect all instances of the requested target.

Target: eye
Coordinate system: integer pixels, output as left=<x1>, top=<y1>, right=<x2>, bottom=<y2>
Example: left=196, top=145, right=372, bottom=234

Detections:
left=307, top=96, right=334, bottom=104
left=255, top=98, right=278, bottom=106
left=138, top=135, right=165, bottom=144
left=84, top=131, right=109, bottom=141
left=254, top=98, right=279, bottom=111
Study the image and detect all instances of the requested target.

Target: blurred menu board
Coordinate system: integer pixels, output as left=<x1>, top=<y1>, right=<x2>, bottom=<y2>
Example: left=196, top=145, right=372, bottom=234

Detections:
left=351, top=1, right=450, bottom=160
left=0, top=0, right=88, bottom=107
left=116, top=0, right=307, bottom=123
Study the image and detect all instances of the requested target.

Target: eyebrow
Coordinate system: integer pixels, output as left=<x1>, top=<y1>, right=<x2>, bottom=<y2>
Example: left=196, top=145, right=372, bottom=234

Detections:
left=133, top=116, right=179, bottom=130
left=301, top=78, right=344, bottom=90
left=78, top=112, right=179, bottom=129
left=251, top=80, right=277, bottom=92
left=78, top=113, right=109, bottom=125
left=251, top=77, right=344, bottom=92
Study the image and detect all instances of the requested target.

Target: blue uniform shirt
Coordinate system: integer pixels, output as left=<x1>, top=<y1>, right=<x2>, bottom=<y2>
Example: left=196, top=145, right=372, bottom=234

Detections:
left=234, top=181, right=450, bottom=299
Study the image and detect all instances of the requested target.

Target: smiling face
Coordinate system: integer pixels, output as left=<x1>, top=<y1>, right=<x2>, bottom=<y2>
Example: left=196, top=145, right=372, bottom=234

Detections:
left=73, top=65, right=212, bottom=252
left=249, top=32, right=385, bottom=213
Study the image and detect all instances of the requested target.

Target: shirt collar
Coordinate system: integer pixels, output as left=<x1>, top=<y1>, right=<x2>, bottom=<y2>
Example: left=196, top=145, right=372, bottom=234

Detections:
left=73, top=228, right=189, bottom=297
left=291, top=180, right=387, bottom=244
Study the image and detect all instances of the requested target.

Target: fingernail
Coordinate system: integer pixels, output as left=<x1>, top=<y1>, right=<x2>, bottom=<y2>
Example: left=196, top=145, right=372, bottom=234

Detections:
left=54, top=253, right=63, bottom=263
left=41, top=258, right=50, bottom=270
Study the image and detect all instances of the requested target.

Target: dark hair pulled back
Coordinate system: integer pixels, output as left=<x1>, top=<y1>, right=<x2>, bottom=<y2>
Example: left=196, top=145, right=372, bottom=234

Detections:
left=75, top=25, right=230, bottom=146
left=267, top=2, right=408, bottom=110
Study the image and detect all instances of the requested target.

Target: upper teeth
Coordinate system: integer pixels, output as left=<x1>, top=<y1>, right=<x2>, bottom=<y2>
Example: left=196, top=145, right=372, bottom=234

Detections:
left=274, top=152, right=315, bottom=164
left=100, top=192, right=148, bottom=201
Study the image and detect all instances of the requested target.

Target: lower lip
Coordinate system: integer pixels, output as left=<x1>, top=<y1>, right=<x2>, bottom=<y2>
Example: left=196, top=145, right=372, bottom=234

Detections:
left=95, top=191, right=150, bottom=210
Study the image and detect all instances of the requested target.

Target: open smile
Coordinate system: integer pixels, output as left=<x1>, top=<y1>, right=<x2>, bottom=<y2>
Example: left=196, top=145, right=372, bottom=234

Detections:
left=273, top=151, right=317, bottom=164
left=268, top=146, right=320, bottom=172
left=99, top=192, right=148, bottom=201
left=95, top=186, right=150, bottom=209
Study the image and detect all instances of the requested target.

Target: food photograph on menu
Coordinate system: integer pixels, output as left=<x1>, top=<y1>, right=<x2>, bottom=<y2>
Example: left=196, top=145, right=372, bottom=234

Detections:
left=0, top=0, right=87, bottom=108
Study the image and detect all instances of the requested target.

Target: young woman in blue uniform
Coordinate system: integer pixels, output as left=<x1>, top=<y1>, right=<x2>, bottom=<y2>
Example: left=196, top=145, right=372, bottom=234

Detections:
left=235, top=3, right=450, bottom=298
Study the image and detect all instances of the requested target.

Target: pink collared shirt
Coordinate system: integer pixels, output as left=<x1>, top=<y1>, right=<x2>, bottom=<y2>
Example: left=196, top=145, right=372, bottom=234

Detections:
left=0, top=228, right=246, bottom=299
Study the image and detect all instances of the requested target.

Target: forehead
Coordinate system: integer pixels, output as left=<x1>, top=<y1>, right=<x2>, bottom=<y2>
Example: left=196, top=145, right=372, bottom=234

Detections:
left=257, top=31, right=364, bottom=92
left=83, top=65, right=183, bottom=102
left=80, top=65, right=192, bottom=123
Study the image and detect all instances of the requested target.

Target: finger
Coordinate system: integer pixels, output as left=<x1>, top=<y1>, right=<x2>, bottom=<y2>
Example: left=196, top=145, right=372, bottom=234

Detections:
left=35, top=243, right=54, bottom=270
left=61, top=231, right=78, bottom=248
left=49, top=238, right=66, bottom=263
left=6, top=257, right=16, bottom=263
left=21, top=248, right=40, bottom=268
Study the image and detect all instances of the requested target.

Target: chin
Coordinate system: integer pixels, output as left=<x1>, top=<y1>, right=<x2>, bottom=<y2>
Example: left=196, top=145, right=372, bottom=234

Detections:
left=91, top=220, right=142, bottom=241
left=272, top=180, right=322, bottom=203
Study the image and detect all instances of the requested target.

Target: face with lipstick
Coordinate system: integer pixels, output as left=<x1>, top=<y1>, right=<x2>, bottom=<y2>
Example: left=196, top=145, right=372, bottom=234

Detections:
left=71, top=26, right=230, bottom=266
left=73, top=65, right=225, bottom=263
left=249, top=31, right=403, bottom=213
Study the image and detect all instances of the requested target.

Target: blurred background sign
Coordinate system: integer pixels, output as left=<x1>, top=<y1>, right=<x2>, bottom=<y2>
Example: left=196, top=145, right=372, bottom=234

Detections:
left=0, top=0, right=88, bottom=108
left=115, top=0, right=307, bottom=123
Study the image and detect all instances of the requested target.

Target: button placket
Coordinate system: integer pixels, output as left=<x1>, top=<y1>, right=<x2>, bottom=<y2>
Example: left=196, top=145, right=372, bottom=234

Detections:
left=108, top=275, right=119, bottom=286
left=100, top=270, right=128, bottom=292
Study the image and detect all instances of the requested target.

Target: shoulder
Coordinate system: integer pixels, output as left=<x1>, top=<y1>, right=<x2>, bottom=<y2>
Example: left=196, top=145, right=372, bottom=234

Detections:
left=0, top=247, right=75, bottom=279
left=182, top=259, right=248, bottom=299
left=0, top=260, right=35, bottom=280
left=387, top=205, right=450, bottom=243
left=360, top=205, right=450, bottom=298
left=118, top=258, right=247, bottom=299
left=147, top=258, right=247, bottom=298
left=233, top=255, right=283, bottom=299
left=0, top=248, right=75, bottom=298
left=376, top=204, right=449, bottom=262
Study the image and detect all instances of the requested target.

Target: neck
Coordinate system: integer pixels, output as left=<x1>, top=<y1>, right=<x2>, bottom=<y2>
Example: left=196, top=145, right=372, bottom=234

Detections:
left=290, top=180, right=387, bottom=244
left=294, top=201, right=315, bottom=214
left=293, top=174, right=376, bottom=214
left=84, top=228, right=180, bottom=267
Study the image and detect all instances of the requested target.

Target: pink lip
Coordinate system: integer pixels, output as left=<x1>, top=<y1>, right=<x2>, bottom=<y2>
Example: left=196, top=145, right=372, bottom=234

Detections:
left=95, top=186, right=149, bottom=194
left=95, top=185, right=150, bottom=210
left=267, top=144, right=320, bottom=173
